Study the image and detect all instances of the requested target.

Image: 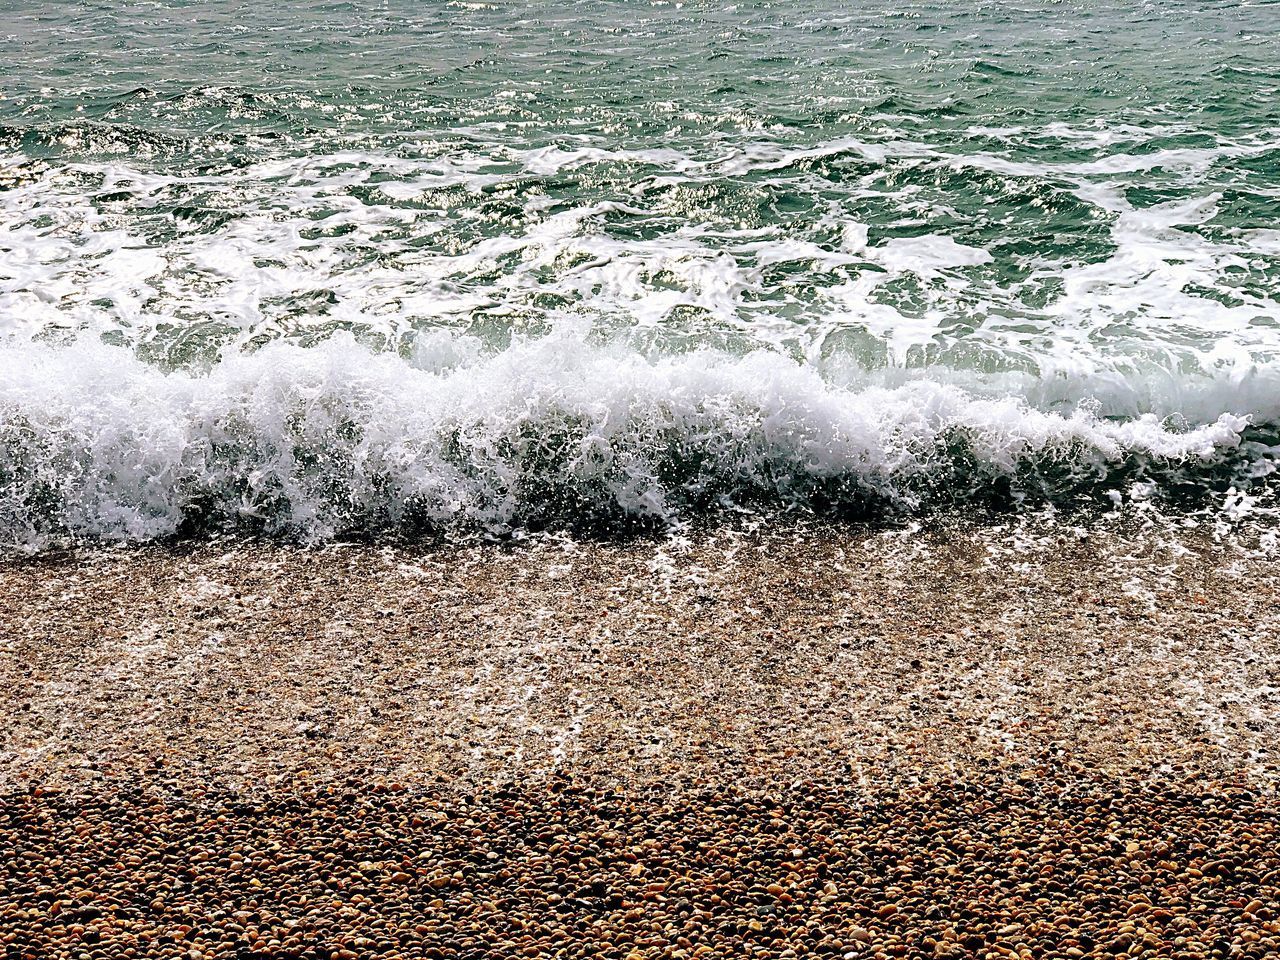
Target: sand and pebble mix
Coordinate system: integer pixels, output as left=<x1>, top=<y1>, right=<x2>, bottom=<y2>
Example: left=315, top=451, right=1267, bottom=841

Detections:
left=4, top=517, right=1280, bottom=957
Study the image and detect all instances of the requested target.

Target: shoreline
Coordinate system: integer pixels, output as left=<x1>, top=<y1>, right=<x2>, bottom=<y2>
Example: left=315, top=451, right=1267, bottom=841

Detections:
left=5, top=518, right=1280, bottom=957
left=4, top=516, right=1278, bottom=796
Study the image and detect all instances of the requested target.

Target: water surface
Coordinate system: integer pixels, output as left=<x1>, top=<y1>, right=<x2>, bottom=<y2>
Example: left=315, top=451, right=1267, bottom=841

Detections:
left=2, top=0, right=1279, bottom=543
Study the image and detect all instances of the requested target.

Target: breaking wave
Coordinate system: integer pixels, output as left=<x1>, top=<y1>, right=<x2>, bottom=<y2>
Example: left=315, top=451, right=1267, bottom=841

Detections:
left=2, top=333, right=1276, bottom=549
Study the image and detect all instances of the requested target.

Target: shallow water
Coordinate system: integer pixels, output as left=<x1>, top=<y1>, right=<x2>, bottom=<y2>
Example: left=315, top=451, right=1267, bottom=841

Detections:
left=2, top=0, right=1279, bottom=544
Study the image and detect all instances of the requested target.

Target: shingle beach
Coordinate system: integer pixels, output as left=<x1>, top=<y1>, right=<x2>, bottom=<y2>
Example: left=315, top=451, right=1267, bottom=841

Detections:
left=4, top=519, right=1279, bottom=959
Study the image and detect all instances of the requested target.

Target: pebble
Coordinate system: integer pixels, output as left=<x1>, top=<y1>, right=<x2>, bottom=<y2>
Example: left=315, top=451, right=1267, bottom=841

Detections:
left=3, top=771, right=1278, bottom=959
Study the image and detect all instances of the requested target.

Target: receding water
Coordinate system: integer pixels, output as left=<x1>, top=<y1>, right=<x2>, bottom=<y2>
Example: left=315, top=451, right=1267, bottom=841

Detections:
left=2, top=0, right=1279, bottom=544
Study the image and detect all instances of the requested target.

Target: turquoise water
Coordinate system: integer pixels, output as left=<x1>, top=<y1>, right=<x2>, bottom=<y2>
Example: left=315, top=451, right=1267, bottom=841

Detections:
left=2, top=1, right=1279, bottom=543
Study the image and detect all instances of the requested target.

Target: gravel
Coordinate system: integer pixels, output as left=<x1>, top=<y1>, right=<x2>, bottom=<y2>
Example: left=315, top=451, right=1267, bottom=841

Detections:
left=3, top=516, right=1279, bottom=957
left=4, top=772, right=1279, bottom=959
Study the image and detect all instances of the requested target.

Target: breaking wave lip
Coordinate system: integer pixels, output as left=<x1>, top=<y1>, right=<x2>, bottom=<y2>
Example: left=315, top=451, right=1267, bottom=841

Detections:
left=0, top=332, right=1277, bottom=550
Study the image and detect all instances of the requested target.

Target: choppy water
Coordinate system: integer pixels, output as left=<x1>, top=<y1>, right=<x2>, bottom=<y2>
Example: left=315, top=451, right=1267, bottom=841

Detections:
left=2, top=0, right=1279, bottom=544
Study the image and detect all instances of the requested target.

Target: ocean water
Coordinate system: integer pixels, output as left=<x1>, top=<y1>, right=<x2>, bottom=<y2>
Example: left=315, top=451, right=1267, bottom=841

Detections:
left=1, top=0, right=1279, bottom=544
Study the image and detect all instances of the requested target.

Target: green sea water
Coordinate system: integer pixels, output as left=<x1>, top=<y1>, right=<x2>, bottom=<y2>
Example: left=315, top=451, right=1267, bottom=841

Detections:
left=1, top=1, right=1279, bottom=543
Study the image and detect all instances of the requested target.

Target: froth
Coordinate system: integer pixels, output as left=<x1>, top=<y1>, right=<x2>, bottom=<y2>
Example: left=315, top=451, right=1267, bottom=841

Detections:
left=0, top=333, right=1270, bottom=548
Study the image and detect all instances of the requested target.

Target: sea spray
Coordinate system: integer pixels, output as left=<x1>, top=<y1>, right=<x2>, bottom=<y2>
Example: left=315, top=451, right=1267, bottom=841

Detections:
left=0, top=332, right=1268, bottom=547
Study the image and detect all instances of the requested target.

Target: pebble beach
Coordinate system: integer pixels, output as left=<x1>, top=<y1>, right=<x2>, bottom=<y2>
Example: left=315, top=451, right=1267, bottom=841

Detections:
left=4, top=520, right=1279, bottom=958
left=5, top=0, right=1280, bottom=956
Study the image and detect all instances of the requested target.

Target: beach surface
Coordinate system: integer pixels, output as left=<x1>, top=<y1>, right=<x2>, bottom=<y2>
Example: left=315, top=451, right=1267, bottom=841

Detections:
left=5, top=0, right=1280, bottom=955
left=4, top=519, right=1280, bottom=958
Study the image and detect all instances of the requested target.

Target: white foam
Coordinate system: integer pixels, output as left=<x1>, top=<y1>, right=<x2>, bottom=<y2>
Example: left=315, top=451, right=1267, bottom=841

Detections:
left=3, top=128, right=1278, bottom=388
left=5, top=124, right=1274, bottom=386
left=0, top=331, right=1269, bottom=547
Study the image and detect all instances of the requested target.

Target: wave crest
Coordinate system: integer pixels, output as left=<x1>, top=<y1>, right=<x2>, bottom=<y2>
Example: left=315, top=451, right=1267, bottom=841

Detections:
left=1, top=333, right=1274, bottom=548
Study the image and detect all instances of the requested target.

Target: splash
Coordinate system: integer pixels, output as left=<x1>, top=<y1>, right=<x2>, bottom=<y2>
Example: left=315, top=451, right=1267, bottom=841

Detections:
left=1, top=333, right=1273, bottom=548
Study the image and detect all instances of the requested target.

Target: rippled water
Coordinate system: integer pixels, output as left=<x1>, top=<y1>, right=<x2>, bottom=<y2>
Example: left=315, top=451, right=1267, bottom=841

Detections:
left=2, top=0, right=1279, bottom=544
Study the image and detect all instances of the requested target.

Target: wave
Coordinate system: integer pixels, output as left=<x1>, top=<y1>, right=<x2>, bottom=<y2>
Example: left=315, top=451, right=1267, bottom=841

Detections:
left=1, top=333, right=1276, bottom=548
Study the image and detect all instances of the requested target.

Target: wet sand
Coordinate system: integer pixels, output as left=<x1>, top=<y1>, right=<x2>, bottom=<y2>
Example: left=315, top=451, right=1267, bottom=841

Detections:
left=3, top=518, right=1280, bottom=957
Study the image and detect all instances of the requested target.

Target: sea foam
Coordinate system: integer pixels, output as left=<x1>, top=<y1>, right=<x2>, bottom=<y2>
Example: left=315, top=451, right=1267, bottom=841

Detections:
left=1, top=332, right=1272, bottom=548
